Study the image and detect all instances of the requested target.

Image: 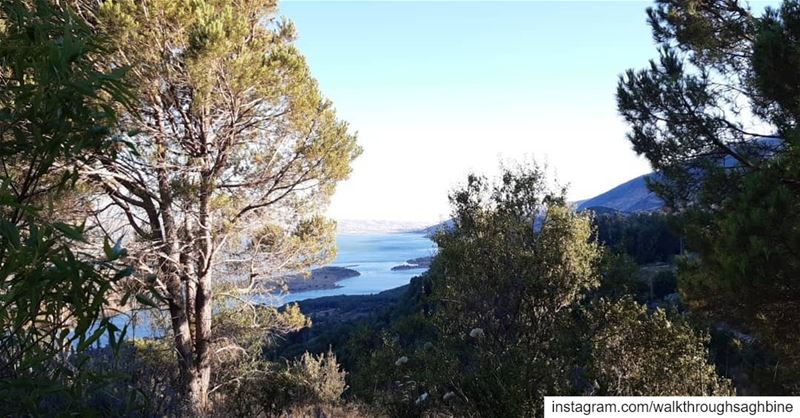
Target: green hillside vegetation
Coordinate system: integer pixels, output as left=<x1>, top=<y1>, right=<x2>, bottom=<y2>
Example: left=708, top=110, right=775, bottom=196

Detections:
left=272, top=166, right=730, bottom=417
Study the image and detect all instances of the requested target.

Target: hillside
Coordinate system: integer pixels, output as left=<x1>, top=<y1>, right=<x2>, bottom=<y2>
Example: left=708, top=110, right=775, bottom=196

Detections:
left=335, top=219, right=431, bottom=234
left=417, top=173, right=664, bottom=235
left=575, top=174, right=663, bottom=213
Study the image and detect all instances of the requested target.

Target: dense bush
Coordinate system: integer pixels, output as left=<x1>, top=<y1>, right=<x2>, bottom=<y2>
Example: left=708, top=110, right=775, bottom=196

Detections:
left=341, top=166, right=730, bottom=417
left=581, top=298, right=732, bottom=396
left=85, top=339, right=350, bottom=416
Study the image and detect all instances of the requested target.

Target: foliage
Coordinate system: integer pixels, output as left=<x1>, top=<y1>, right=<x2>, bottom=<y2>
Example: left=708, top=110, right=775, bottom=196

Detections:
left=0, top=0, right=359, bottom=412
left=580, top=297, right=733, bottom=396
left=593, top=252, right=640, bottom=300
left=288, top=350, right=348, bottom=406
left=336, top=165, right=729, bottom=417
left=0, top=0, right=133, bottom=414
left=71, top=0, right=361, bottom=410
left=91, top=0, right=360, bottom=282
left=617, top=0, right=800, bottom=391
left=590, top=210, right=681, bottom=264
left=197, top=349, right=349, bottom=417
left=85, top=297, right=336, bottom=416
left=422, top=164, right=599, bottom=416
left=207, top=297, right=312, bottom=406
left=85, top=340, right=181, bottom=415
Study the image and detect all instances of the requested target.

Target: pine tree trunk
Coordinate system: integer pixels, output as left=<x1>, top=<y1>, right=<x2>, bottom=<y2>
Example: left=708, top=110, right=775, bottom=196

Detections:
left=186, top=366, right=211, bottom=416
left=187, top=181, right=215, bottom=415
left=153, top=108, right=209, bottom=414
left=189, top=272, right=213, bottom=415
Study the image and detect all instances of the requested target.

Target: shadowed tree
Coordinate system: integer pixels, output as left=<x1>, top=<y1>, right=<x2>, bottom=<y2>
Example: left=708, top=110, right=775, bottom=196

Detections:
left=618, top=0, right=800, bottom=391
left=78, top=0, right=361, bottom=411
left=0, top=0, right=133, bottom=413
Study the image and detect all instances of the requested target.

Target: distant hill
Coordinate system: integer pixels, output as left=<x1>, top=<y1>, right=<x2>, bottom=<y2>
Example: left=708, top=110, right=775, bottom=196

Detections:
left=416, top=174, right=664, bottom=234
left=337, top=172, right=666, bottom=236
left=335, top=219, right=431, bottom=234
left=414, top=219, right=454, bottom=236
left=575, top=174, right=663, bottom=213
left=574, top=138, right=784, bottom=214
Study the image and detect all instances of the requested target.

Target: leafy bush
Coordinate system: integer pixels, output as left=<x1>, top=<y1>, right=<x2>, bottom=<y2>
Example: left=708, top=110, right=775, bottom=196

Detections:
left=581, top=298, right=733, bottom=396
left=215, top=350, right=348, bottom=417
left=344, top=165, right=731, bottom=417
left=0, top=0, right=133, bottom=414
left=289, top=351, right=348, bottom=406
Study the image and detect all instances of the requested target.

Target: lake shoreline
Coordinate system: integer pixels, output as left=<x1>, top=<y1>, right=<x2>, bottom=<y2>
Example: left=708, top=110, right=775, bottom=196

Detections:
left=281, top=266, right=362, bottom=292
left=267, top=232, right=436, bottom=304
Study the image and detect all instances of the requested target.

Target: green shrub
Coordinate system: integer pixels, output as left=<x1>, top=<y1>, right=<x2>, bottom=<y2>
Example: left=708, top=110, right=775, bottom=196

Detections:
left=582, top=298, right=733, bottom=396
left=289, top=351, right=348, bottom=405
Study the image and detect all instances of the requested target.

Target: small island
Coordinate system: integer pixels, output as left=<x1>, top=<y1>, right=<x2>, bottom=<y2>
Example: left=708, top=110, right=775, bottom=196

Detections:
left=283, top=266, right=361, bottom=292
left=390, top=256, right=433, bottom=271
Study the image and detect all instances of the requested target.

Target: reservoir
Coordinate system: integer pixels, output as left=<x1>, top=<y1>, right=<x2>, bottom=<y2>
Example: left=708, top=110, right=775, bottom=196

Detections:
left=264, top=232, right=436, bottom=304
left=115, top=232, right=436, bottom=340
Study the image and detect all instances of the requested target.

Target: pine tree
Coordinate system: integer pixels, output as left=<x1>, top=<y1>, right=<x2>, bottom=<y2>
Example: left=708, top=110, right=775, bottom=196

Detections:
left=80, top=0, right=361, bottom=411
left=618, top=0, right=800, bottom=391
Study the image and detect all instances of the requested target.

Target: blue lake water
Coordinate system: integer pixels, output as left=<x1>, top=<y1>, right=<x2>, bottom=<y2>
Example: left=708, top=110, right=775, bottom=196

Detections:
left=259, top=232, right=437, bottom=304
left=110, top=232, right=436, bottom=340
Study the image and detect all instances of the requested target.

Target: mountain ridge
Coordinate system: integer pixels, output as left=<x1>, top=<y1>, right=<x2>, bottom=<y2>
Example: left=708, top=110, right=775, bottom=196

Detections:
left=575, top=173, right=663, bottom=213
left=337, top=172, right=666, bottom=236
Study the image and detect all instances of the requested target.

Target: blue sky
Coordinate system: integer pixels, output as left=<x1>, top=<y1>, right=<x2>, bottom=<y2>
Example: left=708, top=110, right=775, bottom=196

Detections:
left=277, top=1, right=764, bottom=223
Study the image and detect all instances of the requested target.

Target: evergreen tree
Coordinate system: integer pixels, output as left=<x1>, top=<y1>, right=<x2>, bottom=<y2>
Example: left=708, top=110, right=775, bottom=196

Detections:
left=618, top=0, right=800, bottom=391
left=78, top=0, right=361, bottom=411
left=427, top=164, right=599, bottom=416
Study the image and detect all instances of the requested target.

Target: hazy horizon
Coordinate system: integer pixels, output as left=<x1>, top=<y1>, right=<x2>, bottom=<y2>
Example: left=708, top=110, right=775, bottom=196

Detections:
left=280, top=1, right=772, bottom=223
